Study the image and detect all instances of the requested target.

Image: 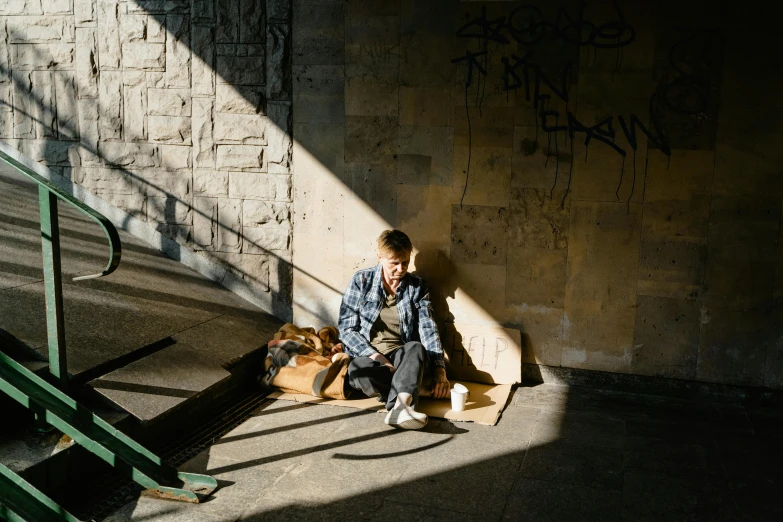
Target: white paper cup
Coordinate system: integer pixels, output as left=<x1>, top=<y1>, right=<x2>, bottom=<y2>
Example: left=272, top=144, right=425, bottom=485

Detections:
left=451, top=383, right=469, bottom=412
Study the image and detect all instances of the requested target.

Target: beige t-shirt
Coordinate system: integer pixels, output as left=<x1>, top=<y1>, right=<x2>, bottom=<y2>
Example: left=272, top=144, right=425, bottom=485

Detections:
left=370, top=293, right=403, bottom=355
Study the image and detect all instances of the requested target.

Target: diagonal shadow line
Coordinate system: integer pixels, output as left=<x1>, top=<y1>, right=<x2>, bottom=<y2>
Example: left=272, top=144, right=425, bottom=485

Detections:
left=0, top=259, right=43, bottom=280
left=89, top=378, right=198, bottom=399
left=0, top=258, right=262, bottom=317
left=0, top=183, right=93, bottom=217
left=0, top=91, right=341, bottom=298
left=118, top=508, right=181, bottom=521
left=77, top=275, right=263, bottom=315
left=0, top=210, right=177, bottom=257
left=251, top=402, right=321, bottom=416
left=0, top=328, right=46, bottom=361
left=0, top=172, right=37, bottom=191
left=332, top=436, right=454, bottom=460
left=206, top=428, right=403, bottom=475
left=0, top=25, right=349, bottom=317
left=215, top=409, right=378, bottom=445
left=0, top=279, right=44, bottom=292
left=0, top=231, right=251, bottom=291
left=0, top=156, right=323, bottom=308
left=72, top=336, right=177, bottom=385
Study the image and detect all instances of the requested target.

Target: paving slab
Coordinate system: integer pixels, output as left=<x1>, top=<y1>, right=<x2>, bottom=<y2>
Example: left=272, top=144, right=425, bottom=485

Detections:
left=503, top=477, right=622, bottom=521
left=0, top=272, right=41, bottom=291
left=519, top=439, right=624, bottom=491
left=388, top=449, right=524, bottom=520
left=621, top=472, right=730, bottom=522
left=623, top=417, right=714, bottom=445
left=367, top=500, right=485, bottom=522
left=531, top=410, right=626, bottom=449
left=622, top=438, right=715, bottom=479
left=727, top=478, right=782, bottom=522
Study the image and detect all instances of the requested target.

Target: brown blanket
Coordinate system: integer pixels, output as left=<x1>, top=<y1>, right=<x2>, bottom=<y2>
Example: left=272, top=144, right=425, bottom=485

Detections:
left=260, top=323, right=352, bottom=400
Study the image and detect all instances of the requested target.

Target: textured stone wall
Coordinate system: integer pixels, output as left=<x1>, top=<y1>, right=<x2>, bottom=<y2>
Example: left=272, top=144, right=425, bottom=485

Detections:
left=0, top=0, right=293, bottom=318
left=292, top=0, right=783, bottom=389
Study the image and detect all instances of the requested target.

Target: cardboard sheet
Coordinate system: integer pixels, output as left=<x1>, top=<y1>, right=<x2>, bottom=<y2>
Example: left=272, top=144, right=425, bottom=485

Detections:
left=267, top=381, right=513, bottom=426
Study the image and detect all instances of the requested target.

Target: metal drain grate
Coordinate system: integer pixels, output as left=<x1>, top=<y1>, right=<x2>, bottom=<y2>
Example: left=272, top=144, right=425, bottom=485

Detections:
left=70, top=390, right=271, bottom=521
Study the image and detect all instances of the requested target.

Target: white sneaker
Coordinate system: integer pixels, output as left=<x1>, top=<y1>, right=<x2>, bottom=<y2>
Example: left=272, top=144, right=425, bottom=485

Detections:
left=384, top=406, right=428, bottom=430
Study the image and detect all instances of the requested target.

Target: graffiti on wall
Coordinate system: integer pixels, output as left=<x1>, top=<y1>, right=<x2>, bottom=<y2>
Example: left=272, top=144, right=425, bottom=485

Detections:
left=452, top=2, right=722, bottom=209
left=649, top=29, right=724, bottom=151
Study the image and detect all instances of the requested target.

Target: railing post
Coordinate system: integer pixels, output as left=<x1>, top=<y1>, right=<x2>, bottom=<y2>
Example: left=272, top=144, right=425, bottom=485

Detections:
left=38, top=186, right=68, bottom=391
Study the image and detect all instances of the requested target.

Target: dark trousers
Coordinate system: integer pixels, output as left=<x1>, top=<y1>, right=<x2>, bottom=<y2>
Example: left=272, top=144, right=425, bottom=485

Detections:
left=347, top=342, right=427, bottom=411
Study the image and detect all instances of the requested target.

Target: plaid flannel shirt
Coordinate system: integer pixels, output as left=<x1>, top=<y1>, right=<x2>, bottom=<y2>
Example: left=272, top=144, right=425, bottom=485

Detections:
left=338, top=265, right=445, bottom=367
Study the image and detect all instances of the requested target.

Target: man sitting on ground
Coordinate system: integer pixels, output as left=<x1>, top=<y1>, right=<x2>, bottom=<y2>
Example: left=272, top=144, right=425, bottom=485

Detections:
left=338, top=229, right=450, bottom=429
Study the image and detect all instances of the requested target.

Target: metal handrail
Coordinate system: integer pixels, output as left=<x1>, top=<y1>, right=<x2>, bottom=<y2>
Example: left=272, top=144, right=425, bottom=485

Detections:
left=0, top=150, right=217, bottom=519
left=0, top=353, right=218, bottom=506
left=0, top=463, right=81, bottom=521
left=0, top=151, right=121, bottom=280
left=0, top=149, right=122, bottom=390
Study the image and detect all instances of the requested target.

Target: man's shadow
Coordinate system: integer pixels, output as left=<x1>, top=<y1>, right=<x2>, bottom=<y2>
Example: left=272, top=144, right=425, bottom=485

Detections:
left=411, top=245, right=541, bottom=385
left=412, top=246, right=497, bottom=381
left=410, top=245, right=456, bottom=326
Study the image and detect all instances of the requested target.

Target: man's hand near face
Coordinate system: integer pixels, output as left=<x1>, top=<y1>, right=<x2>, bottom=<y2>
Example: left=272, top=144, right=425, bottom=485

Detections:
left=432, top=367, right=450, bottom=399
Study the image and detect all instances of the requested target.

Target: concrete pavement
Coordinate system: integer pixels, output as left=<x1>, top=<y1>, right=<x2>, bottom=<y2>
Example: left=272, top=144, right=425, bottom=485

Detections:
left=104, top=383, right=782, bottom=521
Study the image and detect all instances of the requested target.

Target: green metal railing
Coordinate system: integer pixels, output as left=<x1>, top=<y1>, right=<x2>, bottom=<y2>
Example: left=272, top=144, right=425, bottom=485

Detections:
left=0, top=353, right=218, bottom=507
left=0, top=149, right=217, bottom=520
left=0, top=463, right=80, bottom=522
left=0, top=149, right=122, bottom=391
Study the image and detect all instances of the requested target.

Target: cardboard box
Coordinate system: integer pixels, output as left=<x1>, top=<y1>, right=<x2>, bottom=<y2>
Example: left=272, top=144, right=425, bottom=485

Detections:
left=442, top=323, right=523, bottom=385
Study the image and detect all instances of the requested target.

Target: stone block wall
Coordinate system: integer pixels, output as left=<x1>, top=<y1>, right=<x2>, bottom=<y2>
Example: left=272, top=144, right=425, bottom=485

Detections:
left=292, top=0, right=783, bottom=389
left=0, top=0, right=293, bottom=319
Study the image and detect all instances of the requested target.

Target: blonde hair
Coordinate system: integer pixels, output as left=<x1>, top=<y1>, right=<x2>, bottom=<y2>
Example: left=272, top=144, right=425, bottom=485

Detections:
left=377, top=229, right=412, bottom=257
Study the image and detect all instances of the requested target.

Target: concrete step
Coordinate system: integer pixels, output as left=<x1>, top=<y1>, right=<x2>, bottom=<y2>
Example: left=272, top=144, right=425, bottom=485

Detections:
left=0, top=147, right=284, bottom=501
left=85, top=313, right=276, bottom=428
left=0, top=330, right=49, bottom=376
left=87, top=341, right=233, bottom=423
left=0, top=329, right=129, bottom=495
